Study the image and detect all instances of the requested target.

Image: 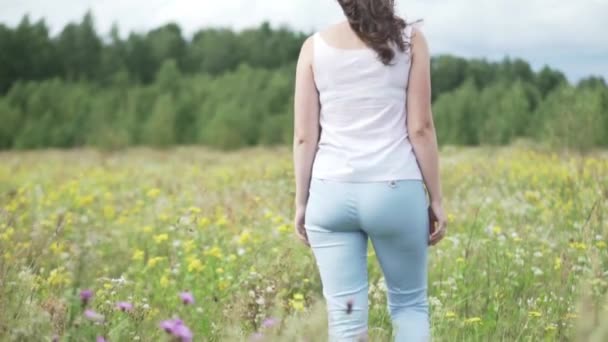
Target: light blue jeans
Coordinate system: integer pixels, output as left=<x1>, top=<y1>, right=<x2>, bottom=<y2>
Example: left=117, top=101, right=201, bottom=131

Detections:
left=304, top=177, right=430, bottom=342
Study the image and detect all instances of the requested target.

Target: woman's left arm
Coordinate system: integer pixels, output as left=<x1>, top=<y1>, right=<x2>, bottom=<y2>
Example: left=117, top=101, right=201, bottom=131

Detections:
left=293, top=36, right=320, bottom=246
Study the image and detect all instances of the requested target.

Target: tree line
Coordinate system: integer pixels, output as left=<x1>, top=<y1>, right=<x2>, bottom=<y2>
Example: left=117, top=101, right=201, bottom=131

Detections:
left=0, top=13, right=607, bottom=151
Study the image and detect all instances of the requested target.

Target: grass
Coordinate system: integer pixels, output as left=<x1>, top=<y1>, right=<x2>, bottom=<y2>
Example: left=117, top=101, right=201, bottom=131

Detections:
left=0, top=144, right=607, bottom=341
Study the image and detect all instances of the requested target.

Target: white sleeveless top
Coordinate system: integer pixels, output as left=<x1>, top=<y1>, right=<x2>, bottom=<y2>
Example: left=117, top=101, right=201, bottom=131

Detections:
left=310, top=25, right=423, bottom=182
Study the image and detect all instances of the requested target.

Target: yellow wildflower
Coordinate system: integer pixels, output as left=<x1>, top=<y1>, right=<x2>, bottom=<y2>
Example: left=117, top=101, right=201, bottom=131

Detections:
left=205, top=245, right=223, bottom=259
left=183, top=240, right=196, bottom=253
left=132, top=249, right=144, bottom=261
left=197, top=217, right=210, bottom=228
left=147, top=256, right=165, bottom=267
left=218, top=279, right=230, bottom=291
left=464, top=317, right=482, bottom=324
left=277, top=224, right=291, bottom=233
left=216, top=267, right=224, bottom=274
left=596, top=241, right=606, bottom=249
left=528, top=311, right=542, bottom=318
left=293, top=293, right=304, bottom=301
left=0, top=227, right=15, bottom=241
left=153, top=234, right=169, bottom=244
left=445, top=311, right=457, bottom=318
left=238, top=230, right=252, bottom=245
left=103, top=205, right=115, bottom=220
left=187, top=256, right=204, bottom=273
left=160, top=275, right=170, bottom=288
left=569, top=242, right=587, bottom=251
left=47, top=267, right=71, bottom=286
left=554, top=257, right=562, bottom=270
left=492, top=225, right=502, bottom=234
left=147, top=188, right=161, bottom=199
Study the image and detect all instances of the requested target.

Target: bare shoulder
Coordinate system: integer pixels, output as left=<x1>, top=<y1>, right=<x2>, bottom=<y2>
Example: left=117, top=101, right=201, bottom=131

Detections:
left=410, top=26, right=429, bottom=57
left=318, top=21, right=345, bottom=36
left=298, top=35, right=315, bottom=61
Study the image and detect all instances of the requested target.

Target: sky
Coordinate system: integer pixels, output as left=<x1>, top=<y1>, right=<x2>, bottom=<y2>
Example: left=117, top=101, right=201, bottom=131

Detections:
left=1, top=0, right=607, bottom=83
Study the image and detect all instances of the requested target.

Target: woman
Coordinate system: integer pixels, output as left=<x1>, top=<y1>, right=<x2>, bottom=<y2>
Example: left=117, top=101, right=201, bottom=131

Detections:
left=292, top=0, right=447, bottom=341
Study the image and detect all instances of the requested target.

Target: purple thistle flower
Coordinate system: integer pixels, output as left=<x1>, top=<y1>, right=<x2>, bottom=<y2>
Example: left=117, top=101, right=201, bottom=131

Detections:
left=96, top=337, right=106, bottom=342
left=116, top=301, right=133, bottom=312
left=173, top=323, right=193, bottom=342
left=160, top=320, right=176, bottom=334
left=52, top=335, right=60, bottom=342
left=80, top=289, right=93, bottom=306
left=84, top=309, right=105, bottom=322
left=159, top=318, right=192, bottom=341
left=261, top=317, right=280, bottom=329
left=179, top=291, right=194, bottom=305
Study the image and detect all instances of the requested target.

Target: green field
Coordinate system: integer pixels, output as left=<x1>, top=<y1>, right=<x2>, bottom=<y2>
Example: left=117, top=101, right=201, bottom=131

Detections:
left=0, top=145, right=607, bottom=341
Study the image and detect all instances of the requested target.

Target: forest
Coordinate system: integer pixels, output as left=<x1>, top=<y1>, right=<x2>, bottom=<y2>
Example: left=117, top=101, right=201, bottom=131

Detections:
left=1, top=13, right=607, bottom=150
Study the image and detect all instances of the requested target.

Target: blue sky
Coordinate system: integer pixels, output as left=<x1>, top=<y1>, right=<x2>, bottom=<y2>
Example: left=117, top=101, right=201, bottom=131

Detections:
left=1, top=0, right=607, bottom=82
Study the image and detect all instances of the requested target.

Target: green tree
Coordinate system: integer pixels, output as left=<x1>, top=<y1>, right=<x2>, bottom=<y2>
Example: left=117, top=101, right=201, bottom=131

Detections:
left=141, top=94, right=176, bottom=147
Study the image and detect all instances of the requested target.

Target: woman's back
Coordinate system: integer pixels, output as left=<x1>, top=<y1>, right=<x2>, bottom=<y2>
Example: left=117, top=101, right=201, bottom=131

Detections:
left=311, top=22, right=422, bottom=182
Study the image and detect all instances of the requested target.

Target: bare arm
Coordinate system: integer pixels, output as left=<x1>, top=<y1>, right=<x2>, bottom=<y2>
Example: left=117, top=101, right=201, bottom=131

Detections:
left=293, top=36, right=320, bottom=210
left=406, top=27, right=443, bottom=204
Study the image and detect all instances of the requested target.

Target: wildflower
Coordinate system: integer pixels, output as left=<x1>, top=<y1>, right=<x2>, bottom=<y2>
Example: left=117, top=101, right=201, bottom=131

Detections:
left=186, top=256, right=204, bottom=273
left=183, top=240, right=195, bottom=253
left=147, top=188, right=161, bottom=199
left=188, top=206, right=201, bottom=214
left=238, top=230, right=252, bottom=245
left=261, top=317, right=280, bottom=328
left=569, top=242, right=587, bottom=251
left=80, top=289, right=93, bottom=306
left=97, top=337, right=106, bottom=342
left=132, top=249, right=144, bottom=261
left=159, top=318, right=192, bottom=342
left=528, top=311, right=542, bottom=318
left=492, top=225, right=502, bottom=234
left=160, top=275, right=170, bottom=288
left=293, top=293, right=304, bottom=301
left=153, top=234, right=169, bottom=244
left=197, top=217, right=210, bottom=228
left=554, top=257, right=562, bottom=270
left=445, top=311, right=457, bottom=318
left=464, top=317, right=482, bottom=324
left=545, top=324, right=557, bottom=331
left=116, top=301, right=133, bottom=312
left=84, top=309, right=105, bottom=322
left=147, top=256, right=165, bottom=268
left=180, top=291, right=195, bottom=305
left=596, top=241, right=606, bottom=249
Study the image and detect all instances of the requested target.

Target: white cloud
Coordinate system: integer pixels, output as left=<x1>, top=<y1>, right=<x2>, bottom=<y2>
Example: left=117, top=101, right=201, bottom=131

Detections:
left=0, top=0, right=606, bottom=81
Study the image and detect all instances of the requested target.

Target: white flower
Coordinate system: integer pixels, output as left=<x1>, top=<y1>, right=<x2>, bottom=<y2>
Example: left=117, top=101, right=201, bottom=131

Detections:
left=532, top=267, right=543, bottom=276
left=533, top=251, right=543, bottom=258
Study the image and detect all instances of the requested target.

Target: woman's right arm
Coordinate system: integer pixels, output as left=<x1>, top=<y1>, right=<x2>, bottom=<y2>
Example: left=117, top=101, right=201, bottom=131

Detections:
left=406, top=27, right=447, bottom=244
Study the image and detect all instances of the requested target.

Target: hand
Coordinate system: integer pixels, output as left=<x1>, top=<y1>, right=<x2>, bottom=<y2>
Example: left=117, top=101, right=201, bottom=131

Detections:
left=428, top=201, right=447, bottom=246
left=294, top=205, right=310, bottom=247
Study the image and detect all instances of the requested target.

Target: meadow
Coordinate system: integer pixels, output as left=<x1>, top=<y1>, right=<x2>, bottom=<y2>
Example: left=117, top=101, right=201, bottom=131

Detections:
left=0, top=143, right=607, bottom=341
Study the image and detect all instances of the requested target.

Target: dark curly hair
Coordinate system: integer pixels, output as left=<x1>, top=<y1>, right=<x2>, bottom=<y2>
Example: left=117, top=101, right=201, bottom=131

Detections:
left=336, top=0, right=420, bottom=65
